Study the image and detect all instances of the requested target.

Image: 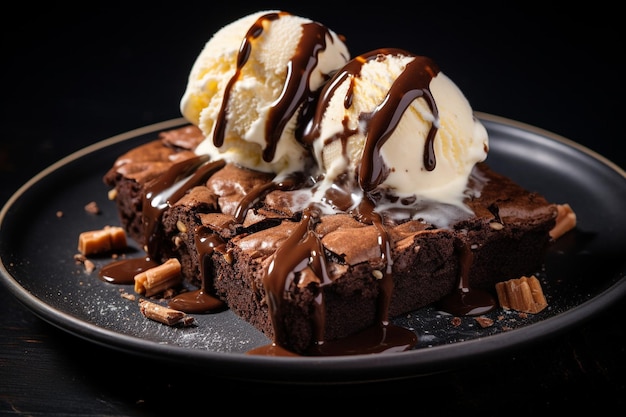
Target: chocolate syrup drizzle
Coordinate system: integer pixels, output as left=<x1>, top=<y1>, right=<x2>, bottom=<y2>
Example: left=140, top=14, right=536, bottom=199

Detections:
left=302, top=48, right=440, bottom=192
left=233, top=174, right=301, bottom=223
left=142, top=156, right=225, bottom=257
left=102, top=16, right=495, bottom=356
left=214, top=11, right=346, bottom=164
left=101, top=157, right=227, bottom=313
left=264, top=206, right=331, bottom=345
left=438, top=240, right=495, bottom=316
left=168, top=227, right=226, bottom=313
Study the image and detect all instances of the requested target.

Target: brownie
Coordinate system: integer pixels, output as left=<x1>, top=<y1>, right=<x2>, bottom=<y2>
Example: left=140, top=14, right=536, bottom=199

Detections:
left=104, top=125, right=558, bottom=354
left=104, top=126, right=205, bottom=245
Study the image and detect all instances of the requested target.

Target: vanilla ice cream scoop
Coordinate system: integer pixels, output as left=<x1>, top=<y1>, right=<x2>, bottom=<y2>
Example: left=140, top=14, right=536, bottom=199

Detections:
left=302, top=48, right=489, bottom=212
left=180, top=10, right=350, bottom=175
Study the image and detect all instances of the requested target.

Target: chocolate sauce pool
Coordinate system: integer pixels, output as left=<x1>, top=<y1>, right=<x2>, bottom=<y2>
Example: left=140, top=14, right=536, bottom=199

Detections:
left=99, top=257, right=158, bottom=285
left=100, top=12, right=496, bottom=356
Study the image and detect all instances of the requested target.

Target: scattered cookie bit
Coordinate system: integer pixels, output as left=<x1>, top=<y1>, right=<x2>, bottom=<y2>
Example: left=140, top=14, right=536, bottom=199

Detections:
left=84, top=201, right=100, bottom=215
left=139, top=299, right=195, bottom=327
left=73, top=253, right=95, bottom=273
left=495, top=275, right=548, bottom=314
left=162, top=287, right=178, bottom=299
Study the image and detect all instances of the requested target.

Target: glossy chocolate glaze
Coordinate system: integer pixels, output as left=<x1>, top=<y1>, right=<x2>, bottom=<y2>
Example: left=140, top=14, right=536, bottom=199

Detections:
left=168, top=227, right=226, bottom=313
left=233, top=174, right=302, bottom=223
left=438, top=240, right=496, bottom=315
left=142, top=157, right=225, bottom=258
left=99, top=257, right=158, bottom=285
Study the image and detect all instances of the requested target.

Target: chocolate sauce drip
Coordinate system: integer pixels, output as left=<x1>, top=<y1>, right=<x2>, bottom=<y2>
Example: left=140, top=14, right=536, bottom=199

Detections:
left=98, top=257, right=158, bottom=285
left=194, top=226, right=225, bottom=283
left=264, top=205, right=332, bottom=347
left=355, top=198, right=394, bottom=324
left=438, top=240, right=496, bottom=316
left=214, top=11, right=343, bottom=164
left=141, top=157, right=225, bottom=312
left=302, top=48, right=440, bottom=193
left=263, top=202, right=417, bottom=354
left=168, top=226, right=226, bottom=313
left=142, top=157, right=225, bottom=258
left=233, top=174, right=302, bottom=223
left=360, top=52, right=439, bottom=190
left=213, top=12, right=280, bottom=149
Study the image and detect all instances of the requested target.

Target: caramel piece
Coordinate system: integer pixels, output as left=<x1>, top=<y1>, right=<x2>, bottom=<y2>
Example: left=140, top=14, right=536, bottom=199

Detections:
left=78, top=226, right=127, bottom=255
left=549, top=203, right=576, bottom=240
left=496, top=275, right=548, bottom=314
left=134, top=258, right=182, bottom=297
left=139, top=299, right=194, bottom=327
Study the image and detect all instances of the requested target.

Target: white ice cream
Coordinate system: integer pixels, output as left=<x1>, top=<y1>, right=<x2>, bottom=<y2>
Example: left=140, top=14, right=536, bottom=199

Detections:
left=180, top=10, right=350, bottom=176
left=308, top=49, right=489, bottom=210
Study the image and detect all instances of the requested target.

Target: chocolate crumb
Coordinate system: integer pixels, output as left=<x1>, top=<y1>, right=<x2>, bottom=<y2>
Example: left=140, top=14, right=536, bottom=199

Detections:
left=162, top=288, right=177, bottom=299
left=475, top=316, right=494, bottom=328
left=73, top=253, right=87, bottom=264
left=84, top=201, right=100, bottom=214
left=84, top=259, right=95, bottom=274
left=121, top=291, right=136, bottom=301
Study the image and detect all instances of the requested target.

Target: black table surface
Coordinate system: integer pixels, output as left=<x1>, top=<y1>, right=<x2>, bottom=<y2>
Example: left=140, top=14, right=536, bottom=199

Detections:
left=2, top=2, right=624, bottom=414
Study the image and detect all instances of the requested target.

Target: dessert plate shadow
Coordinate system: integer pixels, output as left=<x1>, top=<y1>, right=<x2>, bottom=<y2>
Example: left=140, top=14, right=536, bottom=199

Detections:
left=1, top=113, right=625, bottom=384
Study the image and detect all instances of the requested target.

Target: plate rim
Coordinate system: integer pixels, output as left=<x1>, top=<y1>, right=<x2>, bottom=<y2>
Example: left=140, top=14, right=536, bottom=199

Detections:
left=1, top=112, right=625, bottom=383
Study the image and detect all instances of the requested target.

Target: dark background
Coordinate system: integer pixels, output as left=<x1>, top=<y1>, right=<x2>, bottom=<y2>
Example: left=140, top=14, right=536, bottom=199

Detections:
left=2, top=1, right=624, bottom=193
left=1, top=1, right=624, bottom=414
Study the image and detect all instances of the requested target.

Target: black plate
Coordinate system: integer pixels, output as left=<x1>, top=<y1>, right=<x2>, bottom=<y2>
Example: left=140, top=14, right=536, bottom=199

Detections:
left=1, top=114, right=625, bottom=383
